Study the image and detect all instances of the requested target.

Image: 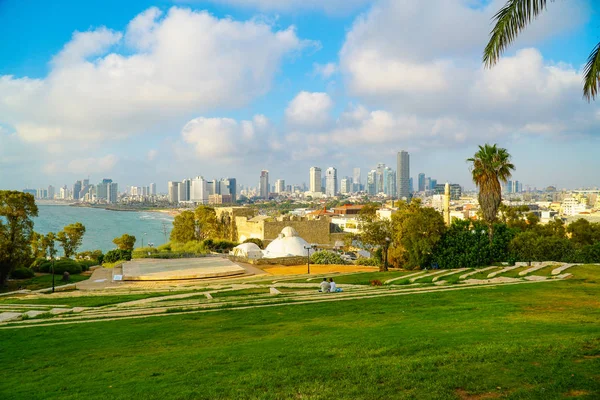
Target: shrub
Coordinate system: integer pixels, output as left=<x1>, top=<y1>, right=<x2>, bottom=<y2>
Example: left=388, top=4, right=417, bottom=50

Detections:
left=76, top=250, right=103, bottom=262
left=157, top=243, right=172, bottom=252
left=243, top=238, right=264, bottom=249
left=38, top=260, right=53, bottom=273
left=310, top=251, right=347, bottom=265
left=30, top=258, right=48, bottom=272
left=11, top=267, right=35, bottom=279
left=370, top=279, right=383, bottom=286
left=132, top=247, right=159, bottom=259
left=77, top=260, right=97, bottom=271
left=356, top=257, right=380, bottom=266
left=53, top=259, right=82, bottom=275
left=104, top=249, right=132, bottom=264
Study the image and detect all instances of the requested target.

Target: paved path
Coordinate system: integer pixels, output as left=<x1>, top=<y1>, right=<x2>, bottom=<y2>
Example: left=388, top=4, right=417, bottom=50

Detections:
left=459, top=266, right=497, bottom=279
left=552, top=264, right=576, bottom=275
left=487, top=265, right=521, bottom=278
left=432, top=268, right=469, bottom=282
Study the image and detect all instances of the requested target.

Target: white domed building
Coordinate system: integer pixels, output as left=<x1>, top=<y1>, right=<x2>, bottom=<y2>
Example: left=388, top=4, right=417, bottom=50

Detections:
left=262, top=227, right=313, bottom=258
left=230, top=242, right=263, bottom=260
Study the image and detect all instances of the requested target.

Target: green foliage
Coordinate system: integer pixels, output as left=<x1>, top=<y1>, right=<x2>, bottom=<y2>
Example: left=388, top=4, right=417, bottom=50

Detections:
left=76, top=250, right=103, bottom=263
left=112, top=234, right=137, bottom=251
left=310, top=251, right=347, bottom=265
left=104, top=249, right=132, bottom=263
left=76, top=260, right=97, bottom=272
left=355, top=257, right=380, bottom=267
left=567, top=218, right=600, bottom=248
left=0, top=191, right=38, bottom=285
left=243, top=238, right=264, bottom=249
left=467, top=144, right=515, bottom=233
left=392, top=200, right=446, bottom=269
left=10, top=267, right=35, bottom=279
left=57, top=222, right=86, bottom=258
left=510, top=231, right=574, bottom=263
left=53, top=259, right=82, bottom=275
left=170, top=211, right=198, bottom=243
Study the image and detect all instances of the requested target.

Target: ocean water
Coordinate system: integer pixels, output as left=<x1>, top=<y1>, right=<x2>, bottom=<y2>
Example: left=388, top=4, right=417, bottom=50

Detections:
left=32, top=204, right=173, bottom=253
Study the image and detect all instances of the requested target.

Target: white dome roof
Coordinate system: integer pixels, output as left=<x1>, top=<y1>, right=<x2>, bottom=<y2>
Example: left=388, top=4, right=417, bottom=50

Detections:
left=235, top=243, right=261, bottom=252
left=263, top=228, right=310, bottom=258
left=231, top=242, right=263, bottom=259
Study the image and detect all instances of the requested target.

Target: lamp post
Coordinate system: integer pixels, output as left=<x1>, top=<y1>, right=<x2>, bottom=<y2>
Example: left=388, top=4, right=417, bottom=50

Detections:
left=304, top=244, right=317, bottom=275
left=46, top=232, right=57, bottom=293
left=142, top=232, right=147, bottom=248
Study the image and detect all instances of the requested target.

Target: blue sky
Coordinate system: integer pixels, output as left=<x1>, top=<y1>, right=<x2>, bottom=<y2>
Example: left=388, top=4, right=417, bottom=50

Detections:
left=0, top=0, right=598, bottom=192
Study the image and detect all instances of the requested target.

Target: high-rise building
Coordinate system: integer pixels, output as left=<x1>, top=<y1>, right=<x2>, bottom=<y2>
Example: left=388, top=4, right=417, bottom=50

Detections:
left=180, top=179, right=191, bottom=202
left=60, top=185, right=68, bottom=199
left=275, top=179, right=285, bottom=194
left=353, top=168, right=361, bottom=192
left=221, top=178, right=237, bottom=202
left=168, top=181, right=180, bottom=203
left=383, top=167, right=396, bottom=197
left=367, top=170, right=377, bottom=195
left=108, top=182, right=118, bottom=204
left=418, top=173, right=426, bottom=192
left=434, top=183, right=462, bottom=200
left=325, top=167, right=337, bottom=196
left=150, top=183, right=157, bottom=196
left=430, top=179, right=437, bottom=190
left=375, top=163, right=386, bottom=194
left=73, top=180, right=82, bottom=201
left=48, top=185, right=55, bottom=200
left=409, top=177, right=413, bottom=194
left=97, top=179, right=113, bottom=202
left=397, top=150, right=410, bottom=201
left=259, top=170, right=269, bottom=199
left=191, top=176, right=208, bottom=204
left=309, top=167, right=322, bottom=193
left=340, top=178, right=352, bottom=194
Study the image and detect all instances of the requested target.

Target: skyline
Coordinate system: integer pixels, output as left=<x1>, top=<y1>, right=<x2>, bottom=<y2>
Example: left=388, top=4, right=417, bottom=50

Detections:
left=1, top=0, right=600, bottom=191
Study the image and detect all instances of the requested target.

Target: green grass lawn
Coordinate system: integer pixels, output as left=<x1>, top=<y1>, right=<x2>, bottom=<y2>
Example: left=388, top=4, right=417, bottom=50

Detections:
left=210, top=288, right=270, bottom=298
left=330, top=271, right=414, bottom=285
left=464, top=267, right=502, bottom=280
left=0, top=273, right=89, bottom=293
left=0, top=266, right=599, bottom=399
left=498, top=266, right=529, bottom=278
left=530, top=264, right=562, bottom=277
left=0, top=291, right=199, bottom=308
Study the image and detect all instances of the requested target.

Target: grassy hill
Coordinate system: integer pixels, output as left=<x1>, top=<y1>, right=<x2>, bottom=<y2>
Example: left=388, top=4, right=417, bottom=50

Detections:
left=0, top=265, right=598, bottom=399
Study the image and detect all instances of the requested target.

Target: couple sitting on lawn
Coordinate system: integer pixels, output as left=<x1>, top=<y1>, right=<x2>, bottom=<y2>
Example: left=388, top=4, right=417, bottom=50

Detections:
left=319, top=277, right=343, bottom=293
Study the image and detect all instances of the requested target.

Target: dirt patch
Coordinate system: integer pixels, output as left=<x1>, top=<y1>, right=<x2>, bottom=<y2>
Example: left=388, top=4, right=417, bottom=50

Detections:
left=564, top=390, right=590, bottom=397
left=262, top=265, right=378, bottom=275
left=455, top=388, right=501, bottom=399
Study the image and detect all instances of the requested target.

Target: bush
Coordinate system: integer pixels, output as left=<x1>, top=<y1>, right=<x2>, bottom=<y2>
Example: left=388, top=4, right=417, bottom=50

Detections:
left=370, top=279, right=383, bottom=286
left=356, top=257, right=380, bottom=266
left=104, top=249, right=132, bottom=264
left=157, top=243, right=172, bottom=252
left=243, top=238, right=264, bottom=249
left=310, top=251, right=347, bottom=265
left=132, top=247, right=159, bottom=259
left=53, top=259, right=82, bottom=275
left=30, top=258, right=48, bottom=272
left=11, top=267, right=35, bottom=279
left=38, top=260, right=53, bottom=273
left=77, top=260, right=97, bottom=272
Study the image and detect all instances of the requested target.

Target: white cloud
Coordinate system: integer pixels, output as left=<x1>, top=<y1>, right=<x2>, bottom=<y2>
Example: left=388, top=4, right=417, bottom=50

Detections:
left=181, top=115, right=274, bottom=160
left=147, top=149, right=158, bottom=161
left=312, top=62, right=338, bottom=79
left=0, top=7, right=307, bottom=145
left=182, top=0, right=374, bottom=15
left=285, top=91, right=333, bottom=128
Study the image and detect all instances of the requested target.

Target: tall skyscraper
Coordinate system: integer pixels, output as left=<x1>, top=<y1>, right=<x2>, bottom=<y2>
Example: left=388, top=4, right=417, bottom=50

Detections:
left=397, top=150, right=410, bottom=201
left=150, top=183, right=157, bottom=196
left=418, top=173, right=426, bottom=192
left=259, top=170, right=269, bottom=199
left=383, top=167, right=396, bottom=197
left=275, top=179, right=285, bottom=193
left=409, top=177, right=413, bottom=194
left=376, top=163, right=386, bottom=194
left=73, top=180, right=82, bottom=201
left=181, top=179, right=191, bottom=201
left=367, top=170, right=377, bottom=195
left=48, top=185, right=55, bottom=200
left=168, top=181, right=180, bottom=203
left=222, top=178, right=237, bottom=202
left=340, top=178, right=351, bottom=194
left=97, top=179, right=113, bottom=202
left=353, top=168, right=361, bottom=192
left=108, top=182, right=118, bottom=204
left=309, top=167, right=322, bottom=193
left=191, top=176, right=208, bottom=203
left=325, top=167, right=337, bottom=196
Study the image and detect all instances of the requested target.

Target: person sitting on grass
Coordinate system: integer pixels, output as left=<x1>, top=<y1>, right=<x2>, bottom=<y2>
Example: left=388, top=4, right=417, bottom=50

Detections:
left=319, top=277, right=330, bottom=293
left=329, top=277, right=342, bottom=293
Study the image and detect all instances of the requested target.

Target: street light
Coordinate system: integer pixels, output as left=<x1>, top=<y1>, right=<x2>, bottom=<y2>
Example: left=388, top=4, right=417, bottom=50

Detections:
left=142, top=232, right=147, bottom=248
left=304, top=244, right=317, bottom=275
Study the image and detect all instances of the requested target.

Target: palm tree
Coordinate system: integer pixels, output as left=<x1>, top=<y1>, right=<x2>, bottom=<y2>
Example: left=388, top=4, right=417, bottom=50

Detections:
left=484, top=0, right=600, bottom=101
left=467, top=144, right=515, bottom=239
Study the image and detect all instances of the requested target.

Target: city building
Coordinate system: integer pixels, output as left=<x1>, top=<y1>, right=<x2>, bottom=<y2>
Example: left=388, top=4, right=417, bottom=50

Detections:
left=73, top=180, right=82, bottom=200
left=275, top=179, right=285, bottom=194
left=97, top=179, right=118, bottom=203
left=418, top=173, right=426, bottom=192
left=222, top=178, right=237, bottom=202
left=168, top=181, right=180, bottom=203
left=150, top=183, right=157, bottom=196
left=309, top=167, right=322, bottom=193
left=397, top=150, right=410, bottom=201
left=383, top=167, right=396, bottom=197
left=259, top=170, right=269, bottom=199
left=48, top=185, right=55, bottom=200
left=340, top=178, right=351, bottom=194
left=191, top=176, right=208, bottom=204
left=325, top=167, right=338, bottom=197
left=353, top=167, right=361, bottom=192
left=367, top=170, right=377, bottom=195
left=433, top=183, right=462, bottom=200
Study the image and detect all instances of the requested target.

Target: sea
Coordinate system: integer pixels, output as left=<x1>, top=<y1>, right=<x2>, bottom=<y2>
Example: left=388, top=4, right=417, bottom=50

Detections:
left=32, top=203, right=174, bottom=253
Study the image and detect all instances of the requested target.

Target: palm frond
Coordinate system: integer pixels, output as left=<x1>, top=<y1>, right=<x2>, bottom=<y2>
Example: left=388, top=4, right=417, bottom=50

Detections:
left=583, top=42, right=600, bottom=101
left=483, top=0, right=550, bottom=68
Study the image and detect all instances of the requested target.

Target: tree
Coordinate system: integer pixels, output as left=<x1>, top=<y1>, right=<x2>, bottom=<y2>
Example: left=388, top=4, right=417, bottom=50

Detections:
left=392, top=200, right=446, bottom=269
left=30, top=231, right=48, bottom=259
left=567, top=218, right=600, bottom=248
left=195, top=206, right=221, bottom=240
left=357, top=207, right=394, bottom=271
left=57, top=222, right=86, bottom=258
left=170, top=211, right=198, bottom=243
left=467, top=144, right=515, bottom=239
left=484, top=0, right=600, bottom=101
left=113, top=234, right=137, bottom=251
left=0, top=191, right=38, bottom=285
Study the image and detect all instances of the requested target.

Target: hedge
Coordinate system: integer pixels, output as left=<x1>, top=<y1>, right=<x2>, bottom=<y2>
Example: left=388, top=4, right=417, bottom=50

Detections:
left=10, top=267, right=35, bottom=279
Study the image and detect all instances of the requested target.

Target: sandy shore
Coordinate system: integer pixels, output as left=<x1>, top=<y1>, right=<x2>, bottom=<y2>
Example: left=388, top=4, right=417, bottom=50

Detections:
left=150, top=209, right=182, bottom=217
